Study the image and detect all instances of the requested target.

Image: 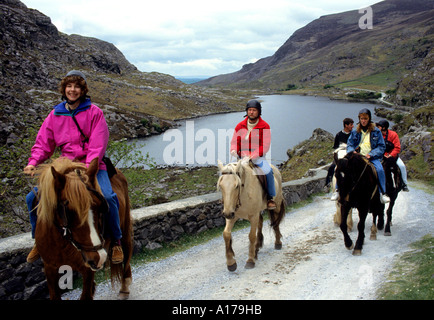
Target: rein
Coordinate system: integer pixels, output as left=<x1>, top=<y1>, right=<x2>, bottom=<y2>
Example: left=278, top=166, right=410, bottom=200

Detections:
left=349, top=161, right=369, bottom=195
left=56, top=184, right=108, bottom=253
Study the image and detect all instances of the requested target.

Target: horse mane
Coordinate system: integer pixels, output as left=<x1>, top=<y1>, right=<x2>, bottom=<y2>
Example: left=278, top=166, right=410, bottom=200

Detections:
left=333, top=143, right=347, bottom=163
left=36, top=157, right=94, bottom=227
left=217, top=161, right=243, bottom=191
left=334, top=143, right=347, bottom=153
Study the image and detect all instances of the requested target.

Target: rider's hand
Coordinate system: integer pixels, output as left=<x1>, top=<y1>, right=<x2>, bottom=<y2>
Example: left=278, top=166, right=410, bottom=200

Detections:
left=23, top=165, right=36, bottom=176
left=230, top=150, right=237, bottom=157
left=241, top=156, right=250, bottom=165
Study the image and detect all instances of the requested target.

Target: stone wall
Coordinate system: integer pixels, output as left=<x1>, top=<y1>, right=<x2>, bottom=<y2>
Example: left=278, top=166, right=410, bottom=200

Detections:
left=0, top=170, right=326, bottom=300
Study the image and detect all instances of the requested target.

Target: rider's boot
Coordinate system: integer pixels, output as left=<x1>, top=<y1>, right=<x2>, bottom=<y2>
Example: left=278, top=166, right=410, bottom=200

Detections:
left=380, top=193, right=390, bottom=204
left=111, top=240, right=124, bottom=264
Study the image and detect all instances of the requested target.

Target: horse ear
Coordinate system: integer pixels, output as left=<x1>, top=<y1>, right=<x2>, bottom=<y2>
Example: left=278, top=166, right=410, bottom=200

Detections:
left=334, top=151, right=339, bottom=164
left=217, top=160, right=224, bottom=172
left=51, top=166, right=66, bottom=191
left=235, top=159, right=242, bottom=173
left=87, top=157, right=99, bottom=181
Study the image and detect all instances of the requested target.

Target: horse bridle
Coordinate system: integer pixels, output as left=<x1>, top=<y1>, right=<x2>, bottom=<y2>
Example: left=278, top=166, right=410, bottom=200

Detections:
left=56, top=185, right=108, bottom=254
left=221, top=171, right=242, bottom=211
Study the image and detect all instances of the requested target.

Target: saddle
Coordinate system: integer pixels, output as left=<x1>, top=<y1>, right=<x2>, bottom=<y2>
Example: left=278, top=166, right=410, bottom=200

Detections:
left=248, top=161, right=268, bottom=194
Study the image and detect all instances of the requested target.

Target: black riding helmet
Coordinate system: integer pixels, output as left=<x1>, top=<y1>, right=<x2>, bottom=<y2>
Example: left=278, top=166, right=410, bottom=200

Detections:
left=377, top=119, right=389, bottom=130
left=245, top=99, right=262, bottom=116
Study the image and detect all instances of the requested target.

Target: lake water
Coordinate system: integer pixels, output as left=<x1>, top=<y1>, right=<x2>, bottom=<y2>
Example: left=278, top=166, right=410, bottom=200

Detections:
left=134, top=95, right=384, bottom=167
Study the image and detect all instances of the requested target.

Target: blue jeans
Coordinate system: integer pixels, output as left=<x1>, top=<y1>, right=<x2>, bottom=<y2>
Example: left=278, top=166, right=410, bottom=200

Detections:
left=252, top=157, right=276, bottom=198
left=370, top=158, right=386, bottom=194
left=27, top=170, right=122, bottom=240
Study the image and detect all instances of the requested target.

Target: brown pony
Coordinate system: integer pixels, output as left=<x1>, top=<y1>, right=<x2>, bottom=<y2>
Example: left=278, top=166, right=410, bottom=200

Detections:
left=217, top=160, right=285, bottom=271
left=34, top=157, right=132, bottom=300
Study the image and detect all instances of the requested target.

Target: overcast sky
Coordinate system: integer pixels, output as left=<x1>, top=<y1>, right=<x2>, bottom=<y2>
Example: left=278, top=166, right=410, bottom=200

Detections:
left=21, top=0, right=374, bottom=78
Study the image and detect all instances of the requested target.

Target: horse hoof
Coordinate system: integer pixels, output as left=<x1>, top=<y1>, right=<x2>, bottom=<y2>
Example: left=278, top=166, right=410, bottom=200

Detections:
left=118, top=291, right=130, bottom=300
left=384, top=232, right=392, bottom=236
left=352, top=249, right=362, bottom=256
left=275, top=243, right=282, bottom=250
left=245, top=261, right=255, bottom=269
left=370, top=235, right=377, bottom=240
left=346, top=243, right=354, bottom=250
left=227, top=263, right=237, bottom=272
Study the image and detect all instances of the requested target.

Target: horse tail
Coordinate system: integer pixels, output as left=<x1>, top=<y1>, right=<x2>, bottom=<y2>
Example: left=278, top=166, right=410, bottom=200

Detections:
left=269, top=200, right=285, bottom=228
left=110, top=222, right=133, bottom=286
left=109, top=170, right=133, bottom=290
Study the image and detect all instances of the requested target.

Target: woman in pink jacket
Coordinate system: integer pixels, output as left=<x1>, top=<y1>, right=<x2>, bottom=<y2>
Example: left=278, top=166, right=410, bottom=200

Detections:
left=24, top=70, right=124, bottom=264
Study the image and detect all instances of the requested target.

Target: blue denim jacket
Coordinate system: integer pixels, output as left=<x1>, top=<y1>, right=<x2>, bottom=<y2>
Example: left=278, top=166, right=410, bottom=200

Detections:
left=346, top=127, right=385, bottom=161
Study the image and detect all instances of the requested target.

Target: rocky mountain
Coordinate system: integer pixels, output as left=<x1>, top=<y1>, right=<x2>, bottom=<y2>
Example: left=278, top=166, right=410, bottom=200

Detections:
left=0, top=0, right=248, bottom=237
left=0, top=0, right=246, bottom=146
left=197, top=0, right=434, bottom=107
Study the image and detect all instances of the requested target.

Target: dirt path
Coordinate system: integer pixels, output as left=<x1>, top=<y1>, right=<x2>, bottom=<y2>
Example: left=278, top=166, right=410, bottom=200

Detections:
left=64, top=181, right=433, bottom=300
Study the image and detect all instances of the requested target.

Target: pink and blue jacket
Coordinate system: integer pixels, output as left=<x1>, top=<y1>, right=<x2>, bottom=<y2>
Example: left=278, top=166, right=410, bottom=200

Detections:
left=28, top=98, right=109, bottom=171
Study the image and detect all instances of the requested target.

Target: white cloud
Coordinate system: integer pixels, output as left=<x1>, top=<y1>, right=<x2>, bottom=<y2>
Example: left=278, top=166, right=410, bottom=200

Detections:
left=21, top=0, right=374, bottom=77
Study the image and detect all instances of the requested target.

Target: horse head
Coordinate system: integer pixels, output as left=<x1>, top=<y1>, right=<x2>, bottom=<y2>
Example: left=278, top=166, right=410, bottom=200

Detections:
left=38, top=157, right=107, bottom=271
left=335, top=152, right=353, bottom=204
left=333, top=143, right=347, bottom=164
left=217, top=160, right=243, bottom=219
left=336, top=152, right=376, bottom=206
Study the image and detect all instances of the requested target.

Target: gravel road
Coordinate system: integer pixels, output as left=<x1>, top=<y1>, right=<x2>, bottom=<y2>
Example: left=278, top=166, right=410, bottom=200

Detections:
left=64, top=181, right=433, bottom=300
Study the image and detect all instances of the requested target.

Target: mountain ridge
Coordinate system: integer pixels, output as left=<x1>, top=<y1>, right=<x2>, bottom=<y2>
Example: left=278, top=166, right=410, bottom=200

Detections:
left=196, top=0, right=434, bottom=107
left=0, top=0, right=246, bottom=145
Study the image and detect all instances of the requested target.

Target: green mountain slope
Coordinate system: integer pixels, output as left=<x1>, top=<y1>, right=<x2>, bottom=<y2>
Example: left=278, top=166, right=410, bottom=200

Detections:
left=197, top=0, right=433, bottom=106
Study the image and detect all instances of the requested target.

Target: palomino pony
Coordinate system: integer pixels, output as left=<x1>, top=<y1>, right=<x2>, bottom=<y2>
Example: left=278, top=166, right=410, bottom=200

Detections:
left=334, top=152, right=384, bottom=255
left=332, top=143, right=353, bottom=231
left=34, top=157, right=132, bottom=300
left=217, top=160, right=285, bottom=271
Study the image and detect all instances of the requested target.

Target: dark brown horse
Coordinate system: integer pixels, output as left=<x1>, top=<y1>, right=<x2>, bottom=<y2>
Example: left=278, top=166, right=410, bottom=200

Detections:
left=373, top=157, right=402, bottom=237
left=34, top=157, right=132, bottom=300
left=334, top=152, right=384, bottom=255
